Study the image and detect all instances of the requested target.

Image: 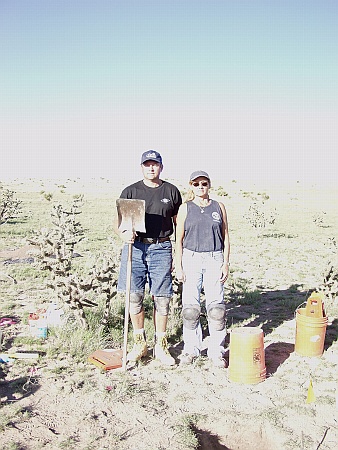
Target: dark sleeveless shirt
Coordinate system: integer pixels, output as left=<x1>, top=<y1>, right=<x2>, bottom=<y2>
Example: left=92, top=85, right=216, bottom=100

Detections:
left=183, top=200, right=224, bottom=252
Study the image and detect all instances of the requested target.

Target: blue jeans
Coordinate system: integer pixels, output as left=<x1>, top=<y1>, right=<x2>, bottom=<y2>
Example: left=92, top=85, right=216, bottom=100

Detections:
left=118, top=240, right=173, bottom=297
left=182, top=248, right=226, bottom=358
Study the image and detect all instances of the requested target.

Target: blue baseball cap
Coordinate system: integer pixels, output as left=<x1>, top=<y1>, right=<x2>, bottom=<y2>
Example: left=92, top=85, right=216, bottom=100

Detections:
left=141, top=150, right=162, bottom=165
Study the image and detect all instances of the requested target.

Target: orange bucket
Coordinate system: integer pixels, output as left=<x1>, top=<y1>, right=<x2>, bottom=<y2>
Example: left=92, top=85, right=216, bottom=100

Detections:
left=228, top=327, right=266, bottom=384
left=295, top=295, right=328, bottom=357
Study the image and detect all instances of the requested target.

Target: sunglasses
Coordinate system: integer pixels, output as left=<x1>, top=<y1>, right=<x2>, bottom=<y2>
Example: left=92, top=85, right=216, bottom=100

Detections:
left=192, top=181, right=209, bottom=187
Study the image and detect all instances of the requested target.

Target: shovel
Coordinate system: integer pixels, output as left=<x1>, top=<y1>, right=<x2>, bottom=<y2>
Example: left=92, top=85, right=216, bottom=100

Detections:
left=116, top=198, right=146, bottom=370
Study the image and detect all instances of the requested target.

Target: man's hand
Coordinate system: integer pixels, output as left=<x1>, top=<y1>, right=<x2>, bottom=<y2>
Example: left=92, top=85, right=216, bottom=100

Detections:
left=120, top=230, right=135, bottom=243
left=175, top=268, right=186, bottom=283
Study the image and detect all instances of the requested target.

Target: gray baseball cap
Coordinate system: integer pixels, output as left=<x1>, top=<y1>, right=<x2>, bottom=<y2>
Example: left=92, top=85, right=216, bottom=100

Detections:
left=190, top=170, right=210, bottom=181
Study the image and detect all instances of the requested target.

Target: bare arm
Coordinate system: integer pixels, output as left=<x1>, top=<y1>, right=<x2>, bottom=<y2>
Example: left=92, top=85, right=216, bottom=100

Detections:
left=219, top=201, right=230, bottom=283
left=174, top=203, right=187, bottom=282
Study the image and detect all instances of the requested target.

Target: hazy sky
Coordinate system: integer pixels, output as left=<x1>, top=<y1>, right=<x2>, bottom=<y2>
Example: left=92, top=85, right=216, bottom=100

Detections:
left=1, top=0, right=337, bottom=186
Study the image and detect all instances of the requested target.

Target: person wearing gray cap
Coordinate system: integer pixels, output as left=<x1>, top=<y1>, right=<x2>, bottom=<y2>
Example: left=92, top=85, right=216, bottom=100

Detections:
left=116, top=150, right=182, bottom=366
left=175, top=170, right=230, bottom=367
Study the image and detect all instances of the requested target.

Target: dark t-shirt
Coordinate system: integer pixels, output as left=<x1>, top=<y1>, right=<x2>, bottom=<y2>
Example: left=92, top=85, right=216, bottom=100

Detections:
left=120, top=180, right=182, bottom=238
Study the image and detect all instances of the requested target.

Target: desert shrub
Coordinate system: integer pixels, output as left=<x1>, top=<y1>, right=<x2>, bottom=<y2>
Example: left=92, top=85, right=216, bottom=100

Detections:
left=241, top=191, right=270, bottom=202
left=261, top=232, right=298, bottom=239
left=313, top=211, right=329, bottom=228
left=215, top=186, right=229, bottom=197
left=30, top=198, right=120, bottom=329
left=317, top=237, right=338, bottom=315
left=241, top=190, right=255, bottom=199
left=257, top=192, right=270, bottom=201
left=244, top=202, right=277, bottom=228
left=0, top=183, right=22, bottom=225
left=43, top=192, right=53, bottom=201
left=319, top=263, right=338, bottom=316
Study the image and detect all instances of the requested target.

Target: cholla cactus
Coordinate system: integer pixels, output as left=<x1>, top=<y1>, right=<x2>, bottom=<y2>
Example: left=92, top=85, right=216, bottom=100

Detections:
left=319, top=261, right=338, bottom=311
left=30, top=199, right=89, bottom=327
left=30, top=198, right=84, bottom=276
left=30, top=199, right=120, bottom=328
left=317, top=238, right=338, bottom=312
left=90, top=252, right=120, bottom=328
left=45, top=254, right=120, bottom=329
left=0, top=184, right=22, bottom=225
left=324, top=265, right=338, bottom=299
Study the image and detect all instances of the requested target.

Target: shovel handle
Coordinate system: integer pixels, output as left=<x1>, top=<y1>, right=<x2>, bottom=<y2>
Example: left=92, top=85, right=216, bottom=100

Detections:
left=122, top=242, right=132, bottom=371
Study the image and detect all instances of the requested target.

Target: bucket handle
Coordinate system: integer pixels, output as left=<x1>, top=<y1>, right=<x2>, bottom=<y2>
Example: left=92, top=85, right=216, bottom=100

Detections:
left=294, top=301, right=307, bottom=318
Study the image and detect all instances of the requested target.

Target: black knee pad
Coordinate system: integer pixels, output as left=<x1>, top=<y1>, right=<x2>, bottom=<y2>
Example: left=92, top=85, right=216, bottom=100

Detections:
left=129, top=293, right=144, bottom=315
left=182, top=304, right=201, bottom=330
left=154, top=296, right=170, bottom=316
left=207, top=303, right=226, bottom=331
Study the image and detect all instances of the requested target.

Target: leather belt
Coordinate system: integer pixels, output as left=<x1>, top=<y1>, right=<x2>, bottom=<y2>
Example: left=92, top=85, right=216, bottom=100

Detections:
left=135, top=236, right=171, bottom=244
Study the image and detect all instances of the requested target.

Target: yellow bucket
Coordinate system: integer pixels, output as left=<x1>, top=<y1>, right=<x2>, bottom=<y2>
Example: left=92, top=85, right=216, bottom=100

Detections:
left=295, top=309, right=328, bottom=357
left=305, top=292, right=326, bottom=318
left=228, top=327, right=266, bottom=384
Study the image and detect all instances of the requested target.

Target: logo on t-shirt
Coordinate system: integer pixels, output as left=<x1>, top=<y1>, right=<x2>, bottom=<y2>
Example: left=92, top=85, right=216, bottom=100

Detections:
left=212, top=212, right=221, bottom=222
left=161, top=198, right=171, bottom=204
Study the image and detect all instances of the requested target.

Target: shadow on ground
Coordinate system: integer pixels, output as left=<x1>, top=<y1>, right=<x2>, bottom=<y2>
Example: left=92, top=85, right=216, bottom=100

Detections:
left=264, top=342, right=294, bottom=375
left=0, top=375, right=41, bottom=402
left=222, top=342, right=294, bottom=376
left=225, top=284, right=308, bottom=335
left=325, top=318, right=338, bottom=350
left=191, top=424, right=230, bottom=450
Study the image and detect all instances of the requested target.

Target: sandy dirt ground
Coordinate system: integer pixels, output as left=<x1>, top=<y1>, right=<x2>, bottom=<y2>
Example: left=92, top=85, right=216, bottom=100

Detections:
left=1, top=180, right=338, bottom=449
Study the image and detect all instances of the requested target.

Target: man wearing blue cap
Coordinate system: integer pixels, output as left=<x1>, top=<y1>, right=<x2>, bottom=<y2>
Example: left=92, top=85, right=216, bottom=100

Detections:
left=117, top=150, right=182, bottom=365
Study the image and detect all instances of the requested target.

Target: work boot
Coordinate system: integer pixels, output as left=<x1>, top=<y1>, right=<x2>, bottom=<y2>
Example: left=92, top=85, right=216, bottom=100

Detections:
left=178, top=352, right=196, bottom=366
left=154, top=335, right=175, bottom=366
left=127, top=332, right=148, bottom=362
left=210, top=355, right=226, bottom=368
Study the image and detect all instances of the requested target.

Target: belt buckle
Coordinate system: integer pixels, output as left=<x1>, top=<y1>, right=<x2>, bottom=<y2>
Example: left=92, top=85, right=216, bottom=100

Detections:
left=143, top=237, right=168, bottom=244
left=144, top=237, right=155, bottom=244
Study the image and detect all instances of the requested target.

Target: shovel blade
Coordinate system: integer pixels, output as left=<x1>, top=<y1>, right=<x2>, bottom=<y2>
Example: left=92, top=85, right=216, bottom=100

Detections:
left=116, top=198, right=146, bottom=233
